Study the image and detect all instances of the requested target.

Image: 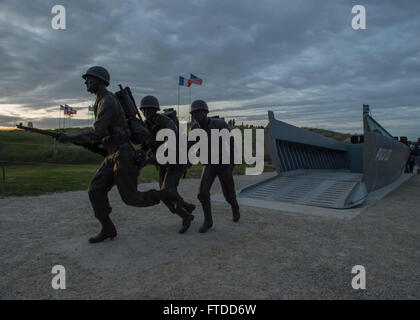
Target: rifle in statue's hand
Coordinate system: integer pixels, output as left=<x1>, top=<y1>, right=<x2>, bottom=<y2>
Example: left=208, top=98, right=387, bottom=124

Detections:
left=16, top=123, right=108, bottom=157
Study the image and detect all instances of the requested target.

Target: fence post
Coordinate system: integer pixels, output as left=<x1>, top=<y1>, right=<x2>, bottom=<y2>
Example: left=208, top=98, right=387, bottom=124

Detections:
left=53, top=138, right=58, bottom=156
left=0, top=142, right=5, bottom=197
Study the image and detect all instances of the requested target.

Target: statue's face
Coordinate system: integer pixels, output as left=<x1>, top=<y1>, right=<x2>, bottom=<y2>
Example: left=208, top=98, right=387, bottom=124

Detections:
left=141, top=108, right=157, bottom=120
left=191, top=110, right=208, bottom=124
left=84, top=75, right=101, bottom=94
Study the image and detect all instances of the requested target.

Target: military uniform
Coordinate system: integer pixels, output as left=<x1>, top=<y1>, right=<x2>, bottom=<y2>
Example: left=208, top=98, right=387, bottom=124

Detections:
left=140, top=96, right=194, bottom=233
left=62, top=81, right=163, bottom=243
left=189, top=99, right=240, bottom=233
left=191, top=118, right=240, bottom=226
left=142, top=112, right=195, bottom=232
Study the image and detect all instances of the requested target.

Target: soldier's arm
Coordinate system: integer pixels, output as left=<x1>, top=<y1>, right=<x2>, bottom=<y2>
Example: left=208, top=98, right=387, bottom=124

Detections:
left=59, top=96, right=116, bottom=144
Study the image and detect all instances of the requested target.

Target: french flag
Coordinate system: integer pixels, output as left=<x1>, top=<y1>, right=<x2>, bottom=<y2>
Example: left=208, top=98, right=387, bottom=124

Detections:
left=179, top=76, right=191, bottom=87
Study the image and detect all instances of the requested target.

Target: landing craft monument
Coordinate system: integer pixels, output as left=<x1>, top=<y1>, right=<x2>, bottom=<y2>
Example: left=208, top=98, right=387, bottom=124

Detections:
left=237, top=105, right=410, bottom=209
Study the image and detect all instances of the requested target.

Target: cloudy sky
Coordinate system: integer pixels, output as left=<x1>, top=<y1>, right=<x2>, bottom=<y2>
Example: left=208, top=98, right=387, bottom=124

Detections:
left=0, top=0, right=419, bottom=139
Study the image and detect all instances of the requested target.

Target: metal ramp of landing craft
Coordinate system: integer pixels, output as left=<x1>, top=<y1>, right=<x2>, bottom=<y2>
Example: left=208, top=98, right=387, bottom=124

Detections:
left=237, top=106, right=409, bottom=210
left=238, top=170, right=367, bottom=209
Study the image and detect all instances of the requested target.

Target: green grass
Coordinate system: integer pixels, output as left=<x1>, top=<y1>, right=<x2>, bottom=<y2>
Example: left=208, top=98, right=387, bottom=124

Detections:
left=1, top=163, right=275, bottom=197
left=0, top=127, right=103, bottom=164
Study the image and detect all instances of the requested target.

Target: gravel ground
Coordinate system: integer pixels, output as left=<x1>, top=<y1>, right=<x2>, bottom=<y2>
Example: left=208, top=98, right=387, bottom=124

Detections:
left=0, top=172, right=419, bottom=299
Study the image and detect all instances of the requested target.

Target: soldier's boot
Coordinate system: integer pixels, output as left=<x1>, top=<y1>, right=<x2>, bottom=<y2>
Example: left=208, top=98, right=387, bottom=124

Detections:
left=231, top=200, right=240, bottom=222
left=176, top=208, right=194, bottom=234
left=182, top=200, right=196, bottom=214
left=199, top=201, right=213, bottom=233
left=89, top=215, right=117, bottom=244
left=172, top=197, right=196, bottom=214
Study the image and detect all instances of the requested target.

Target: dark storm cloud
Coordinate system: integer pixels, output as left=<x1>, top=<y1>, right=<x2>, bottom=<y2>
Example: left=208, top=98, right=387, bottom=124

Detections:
left=0, top=0, right=419, bottom=138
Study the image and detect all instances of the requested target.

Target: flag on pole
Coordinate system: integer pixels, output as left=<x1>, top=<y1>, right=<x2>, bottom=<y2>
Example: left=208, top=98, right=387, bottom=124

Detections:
left=188, top=74, right=203, bottom=86
left=64, top=104, right=77, bottom=115
left=179, top=76, right=191, bottom=87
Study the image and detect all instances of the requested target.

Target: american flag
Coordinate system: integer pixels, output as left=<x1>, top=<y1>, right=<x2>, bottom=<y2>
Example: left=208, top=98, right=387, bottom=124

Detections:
left=64, top=104, right=77, bottom=115
left=188, top=74, right=203, bottom=86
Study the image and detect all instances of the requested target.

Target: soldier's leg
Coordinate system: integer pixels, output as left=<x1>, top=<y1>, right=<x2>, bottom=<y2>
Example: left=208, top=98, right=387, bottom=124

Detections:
left=159, top=166, right=177, bottom=214
left=170, top=165, right=196, bottom=214
left=163, top=165, right=195, bottom=212
left=114, top=149, right=162, bottom=207
left=197, top=166, right=217, bottom=233
left=87, top=158, right=117, bottom=243
left=217, top=166, right=240, bottom=222
left=160, top=165, right=194, bottom=234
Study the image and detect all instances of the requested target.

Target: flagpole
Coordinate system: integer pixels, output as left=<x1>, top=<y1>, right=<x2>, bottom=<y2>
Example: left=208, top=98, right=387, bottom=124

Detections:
left=189, top=86, right=191, bottom=124
left=177, top=85, right=180, bottom=118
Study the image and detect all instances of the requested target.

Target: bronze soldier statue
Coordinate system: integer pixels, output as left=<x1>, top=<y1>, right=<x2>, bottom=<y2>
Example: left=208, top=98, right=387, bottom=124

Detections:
left=189, top=100, right=240, bottom=233
left=57, top=66, right=171, bottom=243
left=140, top=95, right=195, bottom=234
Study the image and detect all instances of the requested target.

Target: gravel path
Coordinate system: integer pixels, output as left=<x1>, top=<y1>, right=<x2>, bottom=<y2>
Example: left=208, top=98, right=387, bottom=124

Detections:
left=0, top=173, right=419, bottom=299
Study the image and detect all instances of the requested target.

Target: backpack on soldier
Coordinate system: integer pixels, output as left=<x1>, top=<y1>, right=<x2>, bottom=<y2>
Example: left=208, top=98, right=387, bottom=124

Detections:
left=163, top=108, right=179, bottom=128
left=115, top=84, right=151, bottom=145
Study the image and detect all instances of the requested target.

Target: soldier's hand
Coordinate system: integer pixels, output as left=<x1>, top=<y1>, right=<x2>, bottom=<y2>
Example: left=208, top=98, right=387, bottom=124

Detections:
left=134, top=150, right=148, bottom=168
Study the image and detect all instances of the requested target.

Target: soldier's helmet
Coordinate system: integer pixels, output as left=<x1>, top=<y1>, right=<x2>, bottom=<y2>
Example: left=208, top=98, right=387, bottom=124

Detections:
left=82, top=66, right=110, bottom=86
left=190, top=99, right=209, bottom=114
left=140, top=95, right=160, bottom=110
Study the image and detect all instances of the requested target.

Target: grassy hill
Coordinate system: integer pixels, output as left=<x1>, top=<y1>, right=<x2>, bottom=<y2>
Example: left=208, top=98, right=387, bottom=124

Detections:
left=0, top=127, right=103, bottom=165
left=302, top=127, right=354, bottom=144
